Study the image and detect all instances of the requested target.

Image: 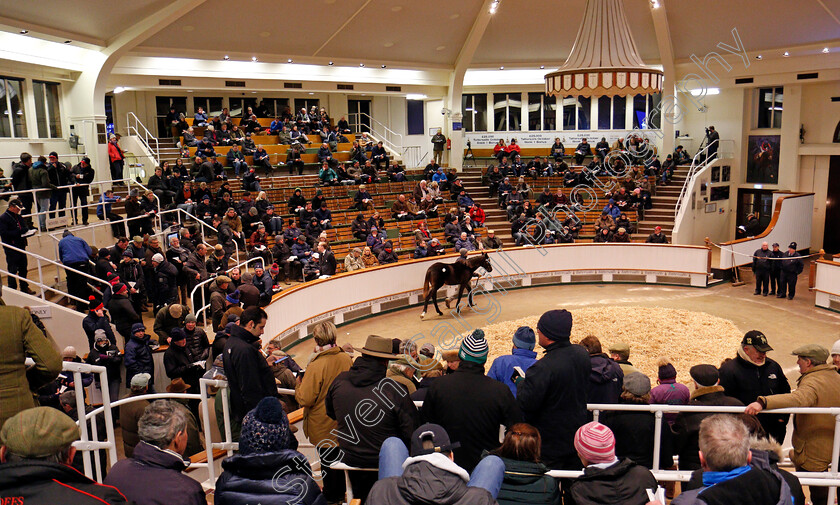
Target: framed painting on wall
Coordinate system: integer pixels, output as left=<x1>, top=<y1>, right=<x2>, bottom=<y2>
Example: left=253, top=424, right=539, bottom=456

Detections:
left=746, top=136, right=780, bottom=183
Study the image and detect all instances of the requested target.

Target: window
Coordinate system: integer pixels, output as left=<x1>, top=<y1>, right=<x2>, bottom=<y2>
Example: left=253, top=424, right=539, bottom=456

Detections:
left=193, top=97, right=223, bottom=117
left=631, top=93, right=662, bottom=129
left=264, top=98, right=290, bottom=118
left=528, top=93, right=556, bottom=131
left=647, top=93, right=661, bottom=129
left=597, top=96, right=611, bottom=130
left=406, top=100, right=424, bottom=135
left=461, top=94, right=487, bottom=132
left=155, top=96, right=187, bottom=137
left=33, top=81, right=62, bottom=138
left=229, top=97, right=258, bottom=118
left=493, top=93, right=521, bottom=131
left=756, top=87, right=783, bottom=129
left=612, top=95, right=626, bottom=130
left=0, top=77, right=26, bottom=138
left=294, top=98, right=320, bottom=116
left=562, top=96, right=577, bottom=130
left=577, top=96, right=590, bottom=130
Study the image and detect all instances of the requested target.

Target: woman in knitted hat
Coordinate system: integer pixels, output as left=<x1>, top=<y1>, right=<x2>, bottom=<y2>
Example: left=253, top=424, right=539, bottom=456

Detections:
left=569, top=422, right=657, bottom=505
left=215, top=397, right=324, bottom=505
left=423, top=329, right=523, bottom=473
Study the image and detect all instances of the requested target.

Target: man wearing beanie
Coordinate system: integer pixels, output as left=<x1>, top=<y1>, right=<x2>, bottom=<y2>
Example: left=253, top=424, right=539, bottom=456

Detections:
left=719, top=330, right=791, bottom=443
left=82, top=295, right=118, bottom=351
left=423, top=329, right=522, bottom=472
left=570, top=421, right=657, bottom=505
left=0, top=407, right=129, bottom=504
left=487, top=326, right=538, bottom=395
left=326, top=335, right=419, bottom=502
left=106, top=282, right=141, bottom=343
left=649, top=357, right=690, bottom=427
left=124, top=322, right=155, bottom=393
left=215, top=397, right=325, bottom=505
left=516, top=309, right=590, bottom=503
left=672, top=364, right=743, bottom=471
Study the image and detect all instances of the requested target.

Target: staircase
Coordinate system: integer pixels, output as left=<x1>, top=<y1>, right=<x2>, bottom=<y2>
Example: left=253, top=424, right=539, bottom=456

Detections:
left=459, top=167, right=513, bottom=245
left=631, top=166, right=689, bottom=241
left=158, top=138, right=182, bottom=166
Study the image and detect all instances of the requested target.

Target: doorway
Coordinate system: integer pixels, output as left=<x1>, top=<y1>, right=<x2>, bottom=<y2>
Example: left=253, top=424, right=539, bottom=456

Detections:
left=736, top=188, right=774, bottom=236
left=823, top=156, right=840, bottom=254
left=155, top=96, right=187, bottom=137
left=348, top=99, right=371, bottom=133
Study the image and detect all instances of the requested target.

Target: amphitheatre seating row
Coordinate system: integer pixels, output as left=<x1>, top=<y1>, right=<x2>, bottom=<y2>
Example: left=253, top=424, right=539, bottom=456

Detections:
left=185, top=143, right=356, bottom=167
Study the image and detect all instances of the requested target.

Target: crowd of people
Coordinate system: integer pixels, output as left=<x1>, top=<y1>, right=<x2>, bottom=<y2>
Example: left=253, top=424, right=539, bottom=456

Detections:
left=3, top=300, right=839, bottom=505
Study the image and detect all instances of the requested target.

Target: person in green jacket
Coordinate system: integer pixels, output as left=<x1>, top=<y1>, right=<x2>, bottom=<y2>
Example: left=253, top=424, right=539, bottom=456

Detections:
left=489, top=423, right=561, bottom=505
left=0, top=288, right=63, bottom=428
left=28, top=158, right=56, bottom=232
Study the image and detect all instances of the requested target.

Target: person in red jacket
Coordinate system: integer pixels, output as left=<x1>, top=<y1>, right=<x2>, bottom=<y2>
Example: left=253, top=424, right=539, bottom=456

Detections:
left=506, top=138, right=521, bottom=158
left=107, top=134, right=126, bottom=184
left=469, top=203, right=486, bottom=226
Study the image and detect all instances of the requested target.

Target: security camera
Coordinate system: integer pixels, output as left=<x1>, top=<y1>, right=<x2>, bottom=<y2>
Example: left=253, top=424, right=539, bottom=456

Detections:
left=441, top=108, right=451, bottom=116
left=698, top=105, right=708, bottom=113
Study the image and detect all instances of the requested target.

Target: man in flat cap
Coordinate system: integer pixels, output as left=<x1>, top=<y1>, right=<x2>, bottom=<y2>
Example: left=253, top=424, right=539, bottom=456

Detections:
left=0, top=407, right=129, bottom=503
left=746, top=344, right=840, bottom=505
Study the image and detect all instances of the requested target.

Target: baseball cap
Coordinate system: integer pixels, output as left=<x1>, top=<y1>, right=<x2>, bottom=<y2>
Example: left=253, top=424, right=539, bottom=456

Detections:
left=410, top=423, right=460, bottom=457
left=742, top=330, right=773, bottom=352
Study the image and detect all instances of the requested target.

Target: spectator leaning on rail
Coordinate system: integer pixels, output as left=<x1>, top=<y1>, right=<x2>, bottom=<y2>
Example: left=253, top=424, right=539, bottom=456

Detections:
left=486, top=326, right=538, bottom=396
left=718, top=330, right=791, bottom=444
left=649, top=357, right=690, bottom=427
left=0, top=198, right=36, bottom=295
left=515, top=309, right=590, bottom=505
left=295, top=321, right=353, bottom=504
left=746, top=343, right=840, bottom=505
left=569, top=421, right=658, bottom=505
left=105, top=400, right=205, bottom=505
left=423, top=329, right=523, bottom=473
left=326, top=334, right=420, bottom=502
left=0, top=407, right=129, bottom=504
left=665, top=414, right=793, bottom=505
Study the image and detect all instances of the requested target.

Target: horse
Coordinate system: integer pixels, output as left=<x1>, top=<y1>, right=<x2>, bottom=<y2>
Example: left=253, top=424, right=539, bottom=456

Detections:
left=421, top=252, right=493, bottom=318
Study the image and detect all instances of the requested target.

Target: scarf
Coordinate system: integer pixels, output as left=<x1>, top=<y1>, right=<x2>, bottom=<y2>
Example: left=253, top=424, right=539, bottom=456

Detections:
left=702, top=465, right=751, bottom=487
left=314, top=342, right=336, bottom=354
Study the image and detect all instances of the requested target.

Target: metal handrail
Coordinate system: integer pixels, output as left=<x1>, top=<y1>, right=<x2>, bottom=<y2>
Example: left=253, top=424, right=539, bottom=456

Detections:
left=0, top=267, right=90, bottom=304
left=402, top=145, right=423, bottom=169
left=673, top=139, right=735, bottom=219
left=126, top=112, right=160, bottom=165
left=349, top=112, right=403, bottom=155
left=190, top=255, right=261, bottom=326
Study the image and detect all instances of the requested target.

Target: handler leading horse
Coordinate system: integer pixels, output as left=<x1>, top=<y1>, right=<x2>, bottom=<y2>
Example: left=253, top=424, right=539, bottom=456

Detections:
left=421, top=252, right=493, bottom=318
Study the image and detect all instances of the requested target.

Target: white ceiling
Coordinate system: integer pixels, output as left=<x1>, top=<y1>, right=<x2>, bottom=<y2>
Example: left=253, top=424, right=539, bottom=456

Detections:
left=1, top=0, right=838, bottom=68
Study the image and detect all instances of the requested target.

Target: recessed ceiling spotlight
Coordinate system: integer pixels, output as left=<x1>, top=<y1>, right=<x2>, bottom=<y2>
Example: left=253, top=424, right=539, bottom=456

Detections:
left=650, top=0, right=660, bottom=8
left=223, top=55, right=230, bottom=60
left=783, top=51, right=790, bottom=57
left=499, top=66, right=504, bottom=70
left=328, top=61, right=334, bottom=65
left=755, top=54, right=762, bottom=60
left=381, top=64, right=387, bottom=68
left=489, top=0, right=499, bottom=14
left=384, top=41, right=394, bottom=48
left=359, top=63, right=365, bottom=67
left=19, top=30, right=28, bottom=34
left=540, top=65, right=545, bottom=69
left=287, top=58, right=293, bottom=63
left=309, top=92, right=315, bottom=95
left=822, top=47, right=830, bottom=53
left=251, top=56, right=258, bottom=62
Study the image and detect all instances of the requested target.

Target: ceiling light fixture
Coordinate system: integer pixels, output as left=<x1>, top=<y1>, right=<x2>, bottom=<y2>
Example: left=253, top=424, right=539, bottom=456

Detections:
left=251, top=56, right=258, bottom=62
left=822, top=47, right=830, bottom=53
left=406, top=94, right=427, bottom=100
left=755, top=54, right=762, bottom=60
left=64, top=40, right=71, bottom=44
left=309, top=92, right=315, bottom=95
left=650, top=0, right=660, bottom=8
left=540, top=65, right=545, bottom=69
left=359, top=63, right=365, bottom=67
left=19, top=30, right=28, bottom=34
left=381, top=64, right=387, bottom=68
left=223, top=55, right=230, bottom=60
left=288, top=58, right=293, bottom=63
left=783, top=51, right=790, bottom=57
left=499, top=66, right=504, bottom=70
left=113, top=87, right=126, bottom=94
left=489, top=0, right=500, bottom=14
left=328, top=61, right=334, bottom=65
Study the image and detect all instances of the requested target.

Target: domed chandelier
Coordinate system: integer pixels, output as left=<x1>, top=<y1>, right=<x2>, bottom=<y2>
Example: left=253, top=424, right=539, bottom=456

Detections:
left=545, top=0, right=663, bottom=97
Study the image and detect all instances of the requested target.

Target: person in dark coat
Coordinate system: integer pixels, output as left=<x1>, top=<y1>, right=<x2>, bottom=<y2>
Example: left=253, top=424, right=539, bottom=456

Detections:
left=580, top=336, right=624, bottom=405
left=107, top=283, right=140, bottom=342
left=86, top=329, right=123, bottom=406
left=163, top=328, right=204, bottom=394
left=0, top=198, right=35, bottom=294
left=222, top=307, right=278, bottom=438
left=752, top=241, right=773, bottom=296
left=490, top=423, right=561, bottom=505
left=777, top=241, right=804, bottom=300
left=569, top=422, right=658, bottom=505
left=123, top=322, right=155, bottom=391
left=718, top=330, right=791, bottom=444
left=600, top=373, right=674, bottom=470
left=82, top=297, right=118, bottom=350
left=368, top=423, right=502, bottom=505
left=326, top=335, right=420, bottom=502
left=215, top=397, right=325, bottom=505
left=183, top=314, right=210, bottom=361
left=516, top=309, right=590, bottom=505
left=151, top=253, right=178, bottom=310
left=424, top=329, right=522, bottom=472
left=671, top=364, right=744, bottom=470
left=768, top=242, right=783, bottom=295
left=237, top=272, right=261, bottom=309
left=0, top=407, right=130, bottom=505
left=105, top=400, right=205, bottom=505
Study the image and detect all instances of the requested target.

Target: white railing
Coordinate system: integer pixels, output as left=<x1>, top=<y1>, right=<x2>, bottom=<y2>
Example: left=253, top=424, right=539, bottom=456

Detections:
left=402, top=146, right=424, bottom=170
left=673, top=139, right=736, bottom=219
left=126, top=112, right=160, bottom=165
left=349, top=112, right=403, bottom=156
left=190, top=255, right=261, bottom=326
